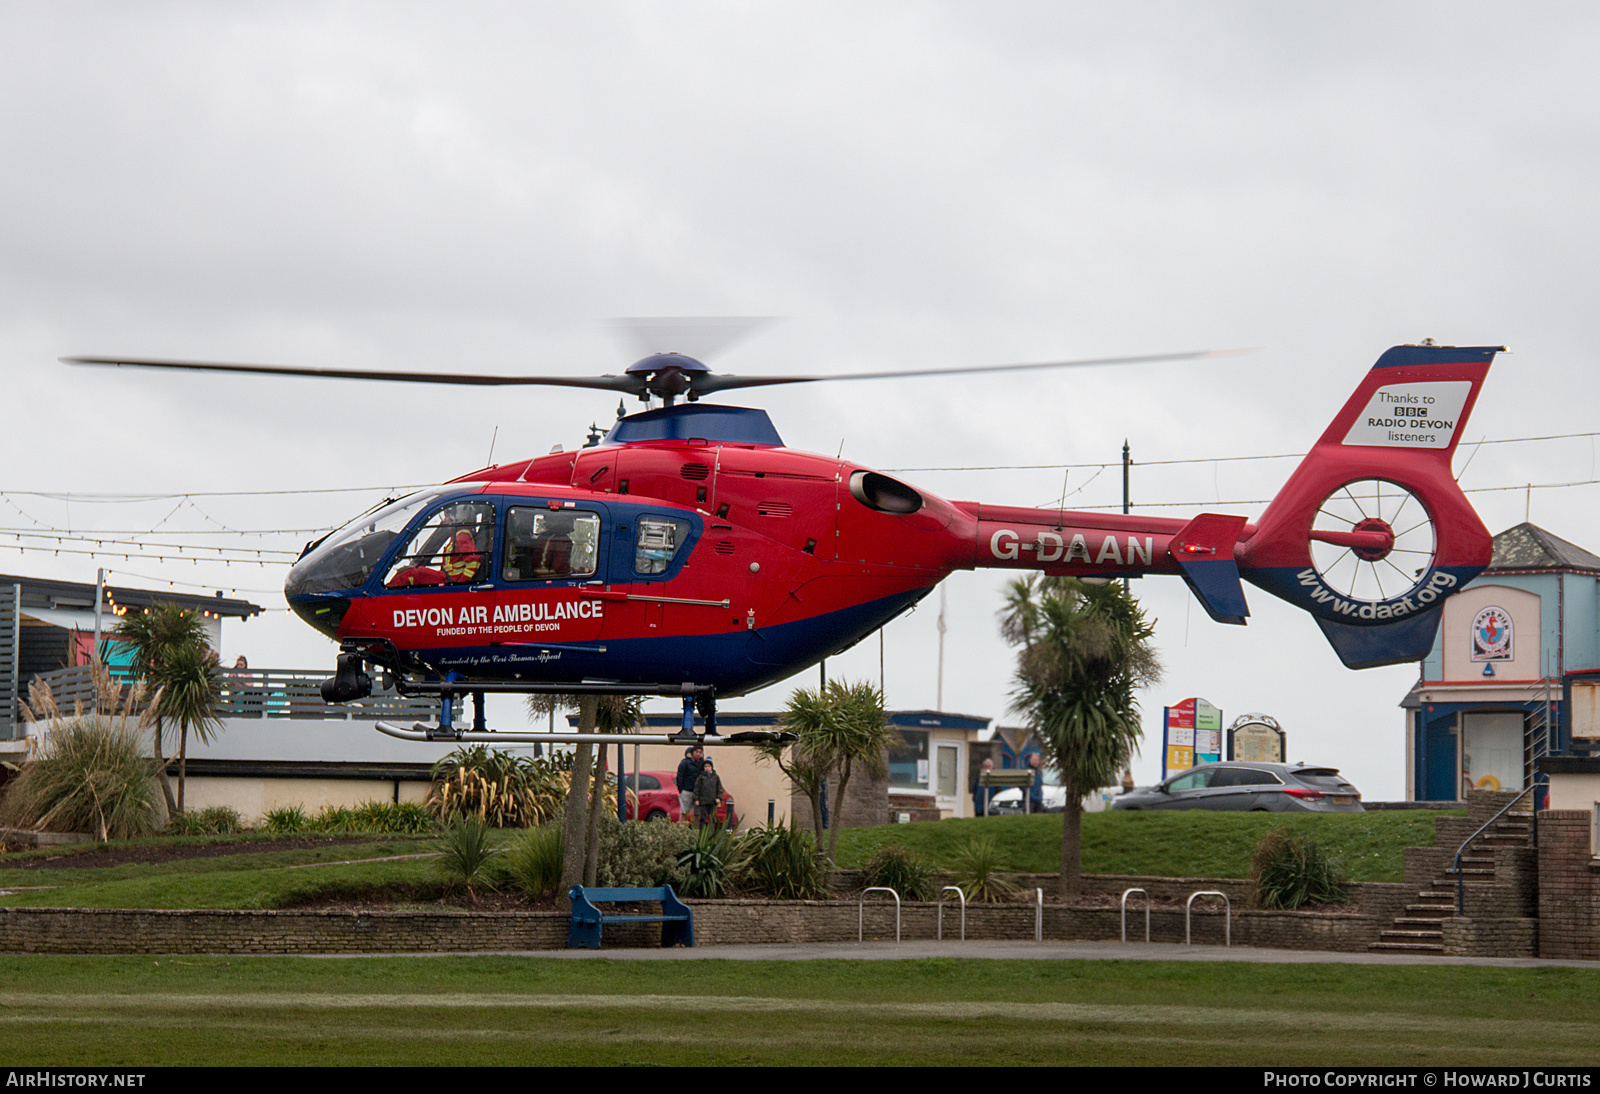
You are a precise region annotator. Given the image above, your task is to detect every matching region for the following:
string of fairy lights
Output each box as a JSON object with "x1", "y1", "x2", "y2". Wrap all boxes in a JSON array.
[{"x1": 0, "y1": 429, "x2": 1596, "y2": 599}]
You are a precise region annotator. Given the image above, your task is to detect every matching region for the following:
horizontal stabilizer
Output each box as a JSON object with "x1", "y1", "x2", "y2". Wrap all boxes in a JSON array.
[
  {"x1": 1171, "y1": 513, "x2": 1250, "y2": 625},
  {"x1": 1315, "y1": 607, "x2": 1444, "y2": 669}
]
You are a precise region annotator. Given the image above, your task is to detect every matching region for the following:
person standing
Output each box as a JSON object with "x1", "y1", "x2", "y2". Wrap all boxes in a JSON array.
[
  {"x1": 972, "y1": 757, "x2": 995, "y2": 817},
  {"x1": 1027, "y1": 751, "x2": 1045, "y2": 814},
  {"x1": 675, "y1": 745, "x2": 705, "y2": 822},
  {"x1": 693, "y1": 758, "x2": 725, "y2": 827}
]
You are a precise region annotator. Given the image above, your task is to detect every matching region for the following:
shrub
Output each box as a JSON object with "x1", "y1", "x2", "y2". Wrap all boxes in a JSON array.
[
  {"x1": 311, "y1": 805, "x2": 360, "y2": 833},
  {"x1": 952, "y1": 837, "x2": 1019, "y2": 903},
  {"x1": 427, "y1": 745, "x2": 568, "y2": 827},
  {"x1": 502, "y1": 824, "x2": 566, "y2": 899},
  {"x1": 1251, "y1": 827, "x2": 1349, "y2": 909},
  {"x1": 733, "y1": 820, "x2": 826, "y2": 899},
  {"x1": 436, "y1": 814, "x2": 500, "y2": 894},
  {"x1": 597, "y1": 814, "x2": 692, "y2": 889},
  {"x1": 861, "y1": 842, "x2": 934, "y2": 901},
  {"x1": 352, "y1": 800, "x2": 434, "y2": 835},
  {"x1": 259, "y1": 805, "x2": 311, "y2": 834},
  {"x1": 1, "y1": 673, "x2": 161, "y2": 841},
  {"x1": 168, "y1": 805, "x2": 244, "y2": 835},
  {"x1": 676, "y1": 822, "x2": 734, "y2": 897}
]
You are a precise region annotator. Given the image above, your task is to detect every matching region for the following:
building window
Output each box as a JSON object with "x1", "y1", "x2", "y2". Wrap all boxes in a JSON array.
[{"x1": 888, "y1": 729, "x2": 929, "y2": 790}]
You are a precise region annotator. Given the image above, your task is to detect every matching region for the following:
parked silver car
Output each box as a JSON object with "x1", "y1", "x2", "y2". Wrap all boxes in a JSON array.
[{"x1": 1110, "y1": 761, "x2": 1364, "y2": 813}]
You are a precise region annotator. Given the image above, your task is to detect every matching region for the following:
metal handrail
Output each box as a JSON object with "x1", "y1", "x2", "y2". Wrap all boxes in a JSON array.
[
  {"x1": 1121, "y1": 888, "x2": 1150, "y2": 944},
  {"x1": 1035, "y1": 888, "x2": 1043, "y2": 942},
  {"x1": 1185, "y1": 890, "x2": 1231, "y2": 947},
  {"x1": 937, "y1": 886, "x2": 966, "y2": 941},
  {"x1": 1455, "y1": 782, "x2": 1538, "y2": 916},
  {"x1": 859, "y1": 887, "x2": 901, "y2": 943}
]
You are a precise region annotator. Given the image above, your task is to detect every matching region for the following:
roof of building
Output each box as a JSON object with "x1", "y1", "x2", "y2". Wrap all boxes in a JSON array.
[
  {"x1": 0, "y1": 572, "x2": 263, "y2": 619},
  {"x1": 1487, "y1": 523, "x2": 1600, "y2": 574}
]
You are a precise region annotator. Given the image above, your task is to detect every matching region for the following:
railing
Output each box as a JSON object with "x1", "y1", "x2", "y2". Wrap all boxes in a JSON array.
[
  {"x1": 1455, "y1": 782, "x2": 1538, "y2": 916},
  {"x1": 937, "y1": 886, "x2": 966, "y2": 942},
  {"x1": 1185, "y1": 890, "x2": 1231, "y2": 947},
  {"x1": 26, "y1": 664, "x2": 439, "y2": 723},
  {"x1": 858, "y1": 887, "x2": 901, "y2": 943},
  {"x1": 1121, "y1": 888, "x2": 1150, "y2": 944}
]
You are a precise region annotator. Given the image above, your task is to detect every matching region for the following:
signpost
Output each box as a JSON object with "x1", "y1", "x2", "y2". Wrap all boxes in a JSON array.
[
  {"x1": 1227, "y1": 713, "x2": 1286, "y2": 763},
  {"x1": 1163, "y1": 698, "x2": 1222, "y2": 780}
]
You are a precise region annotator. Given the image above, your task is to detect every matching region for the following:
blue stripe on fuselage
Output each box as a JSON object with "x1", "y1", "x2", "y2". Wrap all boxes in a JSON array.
[{"x1": 419, "y1": 585, "x2": 934, "y2": 696}]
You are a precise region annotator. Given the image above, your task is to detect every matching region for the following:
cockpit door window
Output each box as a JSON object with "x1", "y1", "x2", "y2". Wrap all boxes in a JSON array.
[{"x1": 383, "y1": 501, "x2": 497, "y2": 589}]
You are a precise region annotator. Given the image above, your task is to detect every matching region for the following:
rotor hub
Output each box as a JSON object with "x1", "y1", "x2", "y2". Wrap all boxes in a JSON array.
[{"x1": 1350, "y1": 517, "x2": 1395, "y2": 561}]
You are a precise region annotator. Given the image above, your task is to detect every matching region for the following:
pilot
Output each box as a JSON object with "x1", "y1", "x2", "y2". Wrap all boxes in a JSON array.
[{"x1": 442, "y1": 526, "x2": 485, "y2": 583}]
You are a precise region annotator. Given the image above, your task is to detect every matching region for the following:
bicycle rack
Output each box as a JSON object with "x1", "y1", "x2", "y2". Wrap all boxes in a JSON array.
[
  {"x1": 859, "y1": 887, "x2": 901, "y2": 943},
  {"x1": 1121, "y1": 888, "x2": 1150, "y2": 943},
  {"x1": 1035, "y1": 888, "x2": 1044, "y2": 942},
  {"x1": 937, "y1": 886, "x2": 966, "y2": 941},
  {"x1": 1185, "y1": 890, "x2": 1231, "y2": 947}
]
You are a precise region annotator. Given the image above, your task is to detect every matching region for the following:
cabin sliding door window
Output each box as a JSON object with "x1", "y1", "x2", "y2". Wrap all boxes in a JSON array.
[{"x1": 503, "y1": 508, "x2": 601, "y2": 581}]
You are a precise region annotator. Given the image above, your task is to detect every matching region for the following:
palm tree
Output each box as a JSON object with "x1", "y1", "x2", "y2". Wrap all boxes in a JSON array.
[
  {"x1": 526, "y1": 693, "x2": 643, "y2": 900},
  {"x1": 772, "y1": 679, "x2": 894, "y2": 868},
  {"x1": 1000, "y1": 575, "x2": 1162, "y2": 897},
  {"x1": 113, "y1": 602, "x2": 210, "y2": 816},
  {"x1": 160, "y1": 642, "x2": 223, "y2": 814}
]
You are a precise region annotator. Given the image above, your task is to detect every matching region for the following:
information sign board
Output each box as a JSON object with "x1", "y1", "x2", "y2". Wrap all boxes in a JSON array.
[{"x1": 1164, "y1": 698, "x2": 1222, "y2": 779}]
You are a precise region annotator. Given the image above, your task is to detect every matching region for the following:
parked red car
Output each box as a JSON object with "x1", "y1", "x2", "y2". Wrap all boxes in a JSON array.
[{"x1": 618, "y1": 770, "x2": 737, "y2": 826}]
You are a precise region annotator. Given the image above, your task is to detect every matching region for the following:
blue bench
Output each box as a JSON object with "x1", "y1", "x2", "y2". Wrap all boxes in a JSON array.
[{"x1": 567, "y1": 885, "x2": 695, "y2": 950}]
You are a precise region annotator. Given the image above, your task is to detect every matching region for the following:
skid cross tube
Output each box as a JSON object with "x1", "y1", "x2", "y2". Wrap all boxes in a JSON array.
[
  {"x1": 858, "y1": 887, "x2": 901, "y2": 943},
  {"x1": 1185, "y1": 890, "x2": 1231, "y2": 947},
  {"x1": 373, "y1": 721, "x2": 793, "y2": 746},
  {"x1": 937, "y1": 886, "x2": 967, "y2": 941},
  {"x1": 1121, "y1": 888, "x2": 1150, "y2": 944}
]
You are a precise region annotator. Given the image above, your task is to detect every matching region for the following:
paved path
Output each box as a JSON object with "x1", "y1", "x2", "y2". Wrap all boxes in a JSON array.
[{"x1": 317, "y1": 938, "x2": 1600, "y2": 969}]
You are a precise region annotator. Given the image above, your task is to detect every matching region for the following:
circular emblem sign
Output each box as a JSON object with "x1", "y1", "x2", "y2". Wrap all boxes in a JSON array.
[{"x1": 1471, "y1": 605, "x2": 1513, "y2": 662}]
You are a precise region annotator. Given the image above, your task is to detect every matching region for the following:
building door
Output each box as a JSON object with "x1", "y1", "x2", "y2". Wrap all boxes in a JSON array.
[
  {"x1": 1462, "y1": 712, "x2": 1525, "y2": 794},
  {"x1": 935, "y1": 743, "x2": 959, "y2": 806}
]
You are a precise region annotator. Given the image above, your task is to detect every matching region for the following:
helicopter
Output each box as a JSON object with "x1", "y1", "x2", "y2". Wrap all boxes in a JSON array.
[{"x1": 65, "y1": 340, "x2": 1502, "y2": 746}]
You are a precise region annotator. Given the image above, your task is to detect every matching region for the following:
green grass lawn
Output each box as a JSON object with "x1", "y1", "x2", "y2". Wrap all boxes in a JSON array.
[
  {"x1": 0, "y1": 954, "x2": 1593, "y2": 1066},
  {"x1": 0, "y1": 810, "x2": 1450, "y2": 911},
  {"x1": 0, "y1": 837, "x2": 444, "y2": 909},
  {"x1": 833, "y1": 809, "x2": 1454, "y2": 882}
]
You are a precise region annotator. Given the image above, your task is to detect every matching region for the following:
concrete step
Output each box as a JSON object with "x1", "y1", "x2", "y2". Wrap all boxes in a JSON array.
[{"x1": 1369, "y1": 940, "x2": 1445, "y2": 954}]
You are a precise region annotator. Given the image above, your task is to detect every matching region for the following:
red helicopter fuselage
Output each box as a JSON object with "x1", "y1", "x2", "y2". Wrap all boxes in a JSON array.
[{"x1": 284, "y1": 344, "x2": 1505, "y2": 693}]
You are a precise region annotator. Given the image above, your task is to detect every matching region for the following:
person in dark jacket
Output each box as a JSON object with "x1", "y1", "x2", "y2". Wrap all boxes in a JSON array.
[
  {"x1": 693, "y1": 759, "x2": 724, "y2": 826},
  {"x1": 675, "y1": 745, "x2": 705, "y2": 822}
]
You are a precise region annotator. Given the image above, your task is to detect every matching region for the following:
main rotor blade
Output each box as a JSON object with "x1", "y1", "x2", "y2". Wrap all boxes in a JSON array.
[
  {"x1": 62, "y1": 356, "x2": 644, "y2": 394},
  {"x1": 691, "y1": 347, "x2": 1254, "y2": 395}
]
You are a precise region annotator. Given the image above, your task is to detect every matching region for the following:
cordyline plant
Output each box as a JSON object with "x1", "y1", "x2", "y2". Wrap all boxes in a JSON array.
[
  {"x1": 761, "y1": 679, "x2": 894, "y2": 869},
  {"x1": 1001, "y1": 574, "x2": 1162, "y2": 898},
  {"x1": 2, "y1": 661, "x2": 163, "y2": 841}
]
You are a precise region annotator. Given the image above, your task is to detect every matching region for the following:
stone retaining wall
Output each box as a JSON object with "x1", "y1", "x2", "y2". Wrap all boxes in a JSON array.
[{"x1": 0, "y1": 892, "x2": 1402, "y2": 955}]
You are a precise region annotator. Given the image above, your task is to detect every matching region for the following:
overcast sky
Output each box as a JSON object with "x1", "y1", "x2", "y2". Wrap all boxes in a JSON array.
[{"x1": 3, "y1": 2, "x2": 1598, "y2": 798}]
